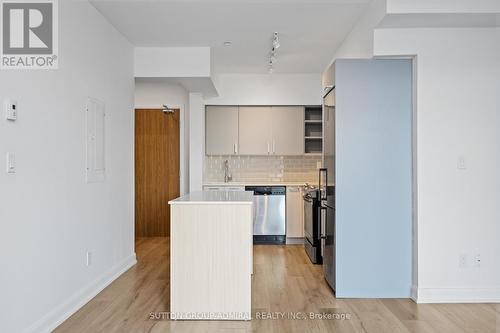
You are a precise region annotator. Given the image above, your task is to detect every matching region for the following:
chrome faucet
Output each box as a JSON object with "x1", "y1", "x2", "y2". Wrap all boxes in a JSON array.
[{"x1": 223, "y1": 160, "x2": 232, "y2": 183}]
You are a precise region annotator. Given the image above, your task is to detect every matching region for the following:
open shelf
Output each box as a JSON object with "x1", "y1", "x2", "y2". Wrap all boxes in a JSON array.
[
  {"x1": 304, "y1": 138, "x2": 322, "y2": 154},
  {"x1": 304, "y1": 107, "x2": 322, "y2": 121},
  {"x1": 304, "y1": 106, "x2": 323, "y2": 154}
]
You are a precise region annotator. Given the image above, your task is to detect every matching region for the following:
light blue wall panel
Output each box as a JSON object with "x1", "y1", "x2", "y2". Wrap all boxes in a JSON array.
[{"x1": 335, "y1": 59, "x2": 412, "y2": 298}]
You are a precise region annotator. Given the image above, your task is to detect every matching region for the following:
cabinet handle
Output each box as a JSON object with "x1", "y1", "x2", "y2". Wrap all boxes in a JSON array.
[
  {"x1": 267, "y1": 142, "x2": 270, "y2": 154},
  {"x1": 273, "y1": 140, "x2": 276, "y2": 154},
  {"x1": 234, "y1": 143, "x2": 238, "y2": 154}
]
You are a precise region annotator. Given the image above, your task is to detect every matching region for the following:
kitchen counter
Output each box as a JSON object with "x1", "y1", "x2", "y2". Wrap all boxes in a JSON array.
[
  {"x1": 168, "y1": 191, "x2": 253, "y2": 320},
  {"x1": 168, "y1": 190, "x2": 254, "y2": 205},
  {"x1": 203, "y1": 181, "x2": 310, "y2": 187}
]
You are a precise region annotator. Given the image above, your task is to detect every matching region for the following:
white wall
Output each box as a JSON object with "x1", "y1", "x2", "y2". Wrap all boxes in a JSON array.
[
  {"x1": 387, "y1": 0, "x2": 500, "y2": 13},
  {"x1": 328, "y1": 0, "x2": 386, "y2": 64},
  {"x1": 134, "y1": 47, "x2": 211, "y2": 77},
  {"x1": 189, "y1": 93, "x2": 205, "y2": 192},
  {"x1": 327, "y1": 0, "x2": 500, "y2": 302},
  {"x1": 205, "y1": 73, "x2": 322, "y2": 106},
  {"x1": 0, "y1": 2, "x2": 135, "y2": 332},
  {"x1": 374, "y1": 27, "x2": 500, "y2": 302},
  {"x1": 135, "y1": 80, "x2": 190, "y2": 194},
  {"x1": 135, "y1": 80, "x2": 189, "y2": 109}
]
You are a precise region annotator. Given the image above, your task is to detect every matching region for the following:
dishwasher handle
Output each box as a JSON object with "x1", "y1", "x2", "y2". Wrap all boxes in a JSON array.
[{"x1": 245, "y1": 186, "x2": 285, "y2": 196}]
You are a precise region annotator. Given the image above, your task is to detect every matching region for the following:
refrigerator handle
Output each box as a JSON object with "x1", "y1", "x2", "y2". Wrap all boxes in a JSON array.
[
  {"x1": 320, "y1": 206, "x2": 327, "y2": 239},
  {"x1": 319, "y1": 168, "x2": 327, "y2": 201}
]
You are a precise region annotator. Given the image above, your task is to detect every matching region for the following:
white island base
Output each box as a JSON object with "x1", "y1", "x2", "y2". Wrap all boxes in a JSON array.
[{"x1": 168, "y1": 191, "x2": 254, "y2": 320}]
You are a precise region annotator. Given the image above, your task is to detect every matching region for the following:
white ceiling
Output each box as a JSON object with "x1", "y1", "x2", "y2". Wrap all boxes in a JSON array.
[{"x1": 90, "y1": 0, "x2": 370, "y2": 74}]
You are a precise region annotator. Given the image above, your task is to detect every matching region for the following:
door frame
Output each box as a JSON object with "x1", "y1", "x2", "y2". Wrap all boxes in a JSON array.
[{"x1": 134, "y1": 104, "x2": 187, "y2": 196}]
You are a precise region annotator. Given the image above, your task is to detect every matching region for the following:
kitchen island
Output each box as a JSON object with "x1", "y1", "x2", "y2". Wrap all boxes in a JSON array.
[{"x1": 168, "y1": 191, "x2": 254, "y2": 320}]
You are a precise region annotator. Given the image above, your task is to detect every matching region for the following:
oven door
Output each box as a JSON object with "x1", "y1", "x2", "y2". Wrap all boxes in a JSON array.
[{"x1": 303, "y1": 193, "x2": 315, "y2": 244}]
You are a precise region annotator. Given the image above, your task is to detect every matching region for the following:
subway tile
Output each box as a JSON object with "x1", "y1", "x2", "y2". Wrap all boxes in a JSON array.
[{"x1": 204, "y1": 155, "x2": 321, "y2": 183}]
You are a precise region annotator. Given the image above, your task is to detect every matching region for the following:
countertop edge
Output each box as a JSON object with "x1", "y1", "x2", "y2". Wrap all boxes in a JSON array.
[
  {"x1": 168, "y1": 201, "x2": 254, "y2": 205},
  {"x1": 203, "y1": 182, "x2": 309, "y2": 186}
]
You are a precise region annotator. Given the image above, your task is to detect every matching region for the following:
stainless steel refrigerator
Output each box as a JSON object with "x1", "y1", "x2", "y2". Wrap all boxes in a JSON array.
[{"x1": 321, "y1": 83, "x2": 336, "y2": 291}]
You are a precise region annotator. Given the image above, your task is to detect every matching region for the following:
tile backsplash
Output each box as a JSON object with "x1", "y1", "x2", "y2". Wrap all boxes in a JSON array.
[{"x1": 204, "y1": 155, "x2": 322, "y2": 183}]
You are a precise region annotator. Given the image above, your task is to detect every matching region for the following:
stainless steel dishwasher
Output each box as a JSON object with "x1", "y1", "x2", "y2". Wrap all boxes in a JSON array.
[{"x1": 245, "y1": 186, "x2": 286, "y2": 244}]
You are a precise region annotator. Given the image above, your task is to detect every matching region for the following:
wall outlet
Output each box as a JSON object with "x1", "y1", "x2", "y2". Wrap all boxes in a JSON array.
[
  {"x1": 457, "y1": 156, "x2": 466, "y2": 170},
  {"x1": 459, "y1": 254, "x2": 468, "y2": 268},
  {"x1": 473, "y1": 254, "x2": 481, "y2": 268},
  {"x1": 86, "y1": 251, "x2": 92, "y2": 266}
]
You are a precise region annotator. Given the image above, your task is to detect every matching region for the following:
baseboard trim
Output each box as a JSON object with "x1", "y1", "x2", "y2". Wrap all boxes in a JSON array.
[
  {"x1": 22, "y1": 253, "x2": 137, "y2": 333},
  {"x1": 410, "y1": 285, "x2": 418, "y2": 302},
  {"x1": 285, "y1": 237, "x2": 304, "y2": 245},
  {"x1": 414, "y1": 287, "x2": 500, "y2": 303}
]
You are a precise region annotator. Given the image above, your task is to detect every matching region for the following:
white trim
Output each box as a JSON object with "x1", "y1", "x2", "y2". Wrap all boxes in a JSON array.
[
  {"x1": 285, "y1": 237, "x2": 304, "y2": 245},
  {"x1": 414, "y1": 287, "x2": 500, "y2": 303},
  {"x1": 22, "y1": 254, "x2": 137, "y2": 333}
]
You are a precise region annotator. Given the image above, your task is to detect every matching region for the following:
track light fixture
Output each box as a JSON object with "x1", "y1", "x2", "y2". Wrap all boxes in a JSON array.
[
  {"x1": 268, "y1": 32, "x2": 280, "y2": 74},
  {"x1": 272, "y1": 32, "x2": 280, "y2": 50}
]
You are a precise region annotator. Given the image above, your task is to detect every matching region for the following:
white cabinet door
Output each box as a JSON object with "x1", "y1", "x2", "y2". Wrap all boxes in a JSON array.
[
  {"x1": 271, "y1": 106, "x2": 304, "y2": 155},
  {"x1": 286, "y1": 186, "x2": 304, "y2": 238},
  {"x1": 206, "y1": 106, "x2": 239, "y2": 155},
  {"x1": 238, "y1": 106, "x2": 273, "y2": 155}
]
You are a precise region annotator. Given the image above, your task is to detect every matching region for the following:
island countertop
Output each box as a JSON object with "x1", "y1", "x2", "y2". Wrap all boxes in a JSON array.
[{"x1": 168, "y1": 190, "x2": 254, "y2": 205}]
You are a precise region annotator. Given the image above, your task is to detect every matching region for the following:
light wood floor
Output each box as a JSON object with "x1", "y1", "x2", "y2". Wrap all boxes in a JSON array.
[{"x1": 55, "y1": 237, "x2": 499, "y2": 333}]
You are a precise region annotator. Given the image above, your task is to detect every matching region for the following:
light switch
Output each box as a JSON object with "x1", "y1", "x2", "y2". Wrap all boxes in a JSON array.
[
  {"x1": 6, "y1": 152, "x2": 15, "y2": 174},
  {"x1": 5, "y1": 99, "x2": 17, "y2": 121},
  {"x1": 457, "y1": 156, "x2": 466, "y2": 170}
]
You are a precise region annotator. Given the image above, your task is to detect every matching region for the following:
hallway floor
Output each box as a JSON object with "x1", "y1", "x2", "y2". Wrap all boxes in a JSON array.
[{"x1": 54, "y1": 237, "x2": 499, "y2": 333}]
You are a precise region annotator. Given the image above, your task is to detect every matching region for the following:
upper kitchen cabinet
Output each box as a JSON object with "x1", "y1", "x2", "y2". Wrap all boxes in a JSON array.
[
  {"x1": 271, "y1": 106, "x2": 304, "y2": 155},
  {"x1": 322, "y1": 61, "x2": 335, "y2": 94},
  {"x1": 238, "y1": 106, "x2": 273, "y2": 155},
  {"x1": 206, "y1": 106, "x2": 239, "y2": 155},
  {"x1": 207, "y1": 105, "x2": 310, "y2": 156}
]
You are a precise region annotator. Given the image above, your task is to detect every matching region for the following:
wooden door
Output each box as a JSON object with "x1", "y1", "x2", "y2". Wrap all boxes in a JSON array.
[
  {"x1": 238, "y1": 106, "x2": 273, "y2": 155},
  {"x1": 206, "y1": 106, "x2": 239, "y2": 155},
  {"x1": 135, "y1": 109, "x2": 180, "y2": 237}
]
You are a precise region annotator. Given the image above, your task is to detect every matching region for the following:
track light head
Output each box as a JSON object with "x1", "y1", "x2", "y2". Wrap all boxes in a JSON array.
[
  {"x1": 273, "y1": 32, "x2": 280, "y2": 49},
  {"x1": 267, "y1": 32, "x2": 280, "y2": 73}
]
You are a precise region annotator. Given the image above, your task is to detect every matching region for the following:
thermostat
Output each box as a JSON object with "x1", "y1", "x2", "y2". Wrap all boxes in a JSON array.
[{"x1": 5, "y1": 99, "x2": 17, "y2": 121}]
